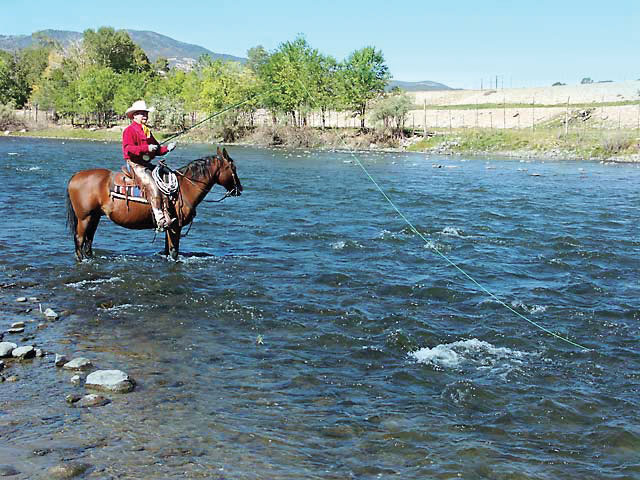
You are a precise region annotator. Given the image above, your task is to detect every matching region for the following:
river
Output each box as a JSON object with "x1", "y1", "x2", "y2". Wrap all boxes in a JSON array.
[{"x1": 0, "y1": 137, "x2": 638, "y2": 479}]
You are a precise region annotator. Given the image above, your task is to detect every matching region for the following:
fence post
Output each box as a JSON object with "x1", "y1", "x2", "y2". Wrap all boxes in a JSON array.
[
  {"x1": 565, "y1": 96, "x2": 570, "y2": 136},
  {"x1": 423, "y1": 99, "x2": 427, "y2": 137},
  {"x1": 532, "y1": 97, "x2": 535, "y2": 132}
]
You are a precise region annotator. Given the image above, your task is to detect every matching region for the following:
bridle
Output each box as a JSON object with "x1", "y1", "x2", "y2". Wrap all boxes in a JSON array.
[{"x1": 205, "y1": 155, "x2": 241, "y2": 203}]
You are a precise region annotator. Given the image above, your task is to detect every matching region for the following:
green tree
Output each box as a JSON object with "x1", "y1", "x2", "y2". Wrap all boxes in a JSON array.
[
  {"x1": 113, "y1": 71, "x2": 152, "y2": 116},
  {"x1": 154, "y1": 56, "x2": 170, "y2": 73},
  {"x1": 309, "y1": 53, "x2": 339, "y2": 128},
  {"x1": 0, "y1": 51, "x2": 30, "y2": 107},
  {"x1": 247, "y1": 45, "x2": 269, "y2": 74},
  {"x1": 258, "y1": 36, "x2": 319, "y2": 126},
  {"x1": 83, "y1": 27, "x2": 150, "y2": 73},
  {"x1": 76, "y1": 65, "x2": 117, "y2": 125},
  {"x1": 339, "y1": 46, "x2": 390, "y2": 129},
  {"x1": 32, "y1": 58, "x2": 80, "y2": 118}
]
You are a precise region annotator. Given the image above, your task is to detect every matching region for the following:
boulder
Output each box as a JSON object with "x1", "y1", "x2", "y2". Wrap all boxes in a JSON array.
[
  {"x1": 12, "y1": 345, "x2": 35, "y2": 359},
  {"x1": 0, "y1": 342, "x2": 16, "y2": 358},
  {"x1": 62, "y1": 357, "x2": 93, "y2": 370},
  {"x1": 85, "y1": 369, "x2": 135, "y2": 393}
]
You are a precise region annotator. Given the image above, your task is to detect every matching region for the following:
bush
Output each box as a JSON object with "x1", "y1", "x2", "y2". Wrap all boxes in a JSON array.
[
  {"x1": 0, "y1": 103, "x2": 25, "y2": 130},
  {"x1": 598, "y1": 132, "x2": 635, "y2": 156}
]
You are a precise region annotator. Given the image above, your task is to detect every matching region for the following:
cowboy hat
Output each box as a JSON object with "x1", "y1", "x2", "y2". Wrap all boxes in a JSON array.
[{"x1": 125, "y1": 100, "x2": 155, "y2": 119}]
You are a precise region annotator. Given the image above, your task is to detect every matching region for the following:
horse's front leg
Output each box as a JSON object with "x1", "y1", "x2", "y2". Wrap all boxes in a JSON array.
[{"x1": 164, "y1": 227, "x2": 181, "y2": 260}]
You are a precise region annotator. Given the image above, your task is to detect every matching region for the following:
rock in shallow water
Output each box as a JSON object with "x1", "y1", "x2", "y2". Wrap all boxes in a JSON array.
[
  {"x1": 11, "y1": 345, "x2": 35, "y2": 359},
  {"x1": 76, "y1": 394, "x2": 111, "y2": 408},
  {"x1": 54, "y1": 353, "x2": 68, "y2": 367},
  {"x1": 43, "y1": 308, "x2": 59, "y2": 319},
  {"x1": 0, "y1": 342, "x2": 16, "y2": 358},
  {"x1": 47, "y1": 462, "x2": 91, "y2": 479},
  {"x1": 85, "y1": 369, "x2": 135, "y2": 393},
  {"x1": 62, "y1": 357, "x2": 93, "y2": 370}
]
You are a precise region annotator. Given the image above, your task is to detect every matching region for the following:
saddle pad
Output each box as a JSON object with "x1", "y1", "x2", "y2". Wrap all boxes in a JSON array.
[
  {"x1": 110, "y1": 185, "x2": 149, "y2": 204},
  {"x1": 110, "y1": 171, "x2": 148, "y2": 203}
]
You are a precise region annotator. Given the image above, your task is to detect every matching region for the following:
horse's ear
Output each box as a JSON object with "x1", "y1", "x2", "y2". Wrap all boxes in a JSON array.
[
  {"x1": 222, "y1": 147, "x2": 230, "y2": 160},
  {"x1": 216, "y1": 146, "x2": 223, "y2": 157}
]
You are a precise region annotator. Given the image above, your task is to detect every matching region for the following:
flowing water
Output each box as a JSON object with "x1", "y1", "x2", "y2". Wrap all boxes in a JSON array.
[{"x1": 0, "y1": 137, "x2": 638, "y2": 479}]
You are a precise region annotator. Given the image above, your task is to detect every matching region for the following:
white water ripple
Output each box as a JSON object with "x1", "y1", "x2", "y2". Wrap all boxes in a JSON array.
[{"x1": 409, "y1": 338, "x2": 532, "y2": 372}]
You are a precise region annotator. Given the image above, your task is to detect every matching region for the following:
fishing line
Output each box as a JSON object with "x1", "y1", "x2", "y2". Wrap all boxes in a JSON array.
[{"x1": 296, "y1": 79, "x2": 589, "y2": 351}]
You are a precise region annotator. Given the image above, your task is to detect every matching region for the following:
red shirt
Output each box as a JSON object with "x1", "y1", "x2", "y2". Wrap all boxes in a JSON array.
[{"x1": 122, "y1": 122, "x2": 168, "y2": 164}]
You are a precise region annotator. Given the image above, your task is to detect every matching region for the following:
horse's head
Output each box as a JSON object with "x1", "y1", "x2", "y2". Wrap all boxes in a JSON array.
[{"x1": 217, "y1": 147, "x2": 243, "y2": 196}]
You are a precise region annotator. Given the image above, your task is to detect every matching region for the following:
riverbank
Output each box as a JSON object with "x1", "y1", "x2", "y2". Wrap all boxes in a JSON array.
[{"x1": 5, "y1": 123, "x2": 639, "y2": 162}]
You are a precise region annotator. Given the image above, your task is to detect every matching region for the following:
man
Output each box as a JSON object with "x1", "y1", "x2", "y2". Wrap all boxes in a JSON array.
[{"x1": 122, "y1": 100, "x2": 176, "y2": 230}]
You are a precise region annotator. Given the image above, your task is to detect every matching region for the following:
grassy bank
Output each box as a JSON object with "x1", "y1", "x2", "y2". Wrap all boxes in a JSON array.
[
  {"x1": 7, "y1": 124, "x2": 640, "y2": 161},
  {"x1": 407, "y1": 126, "x2": 639, "y2": 160}
]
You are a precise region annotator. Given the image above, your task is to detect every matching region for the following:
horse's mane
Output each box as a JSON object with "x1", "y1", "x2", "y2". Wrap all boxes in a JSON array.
[{"x1": 178, "y1": 155, "x2": 220, "y2": 180}]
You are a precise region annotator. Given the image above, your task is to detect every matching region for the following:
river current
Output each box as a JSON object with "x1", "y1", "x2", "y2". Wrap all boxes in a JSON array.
[{"x1": 0, "y1": 137, "x2": 638, "y2": 479}]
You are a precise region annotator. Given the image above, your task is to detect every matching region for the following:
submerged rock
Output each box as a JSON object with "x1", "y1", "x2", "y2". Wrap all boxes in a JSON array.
[
  {"x1": 62, "y1": 358, "x2": 93, "y2": 370},
  {"x1": 0, "y1": 342, "x2": 16, "y2": 358},
  {"x1": 47, "y1": 462, "x2": 91, "y2": 479},
  {"x1": 0, "y1": 465, "x2": 20, "y2": 476},
  {"x1": 76, "y1": 394, "x2": 111, "y2": 408},
  {"x1": 10, "y1": 322, "x2": 25, "y2": 329},
  {"x1": 65, "y1": 394, "x2": 82, "y2": 404},
  {"x1": 85, "y1": 369, "x2": 135, "y2": 393},
  {"x1": 6, "y1": 327, "x2": 24, "y2": 334}
]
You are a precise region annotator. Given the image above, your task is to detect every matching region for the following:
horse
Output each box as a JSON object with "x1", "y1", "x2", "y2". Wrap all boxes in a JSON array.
[{"x1": 66, "y1": 146, "x2": 242, "y2": 261}]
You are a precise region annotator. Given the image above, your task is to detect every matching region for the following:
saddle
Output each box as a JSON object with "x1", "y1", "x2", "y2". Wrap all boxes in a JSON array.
[{"x1": 110, "y1": 164, "x2": 149, "y2": 204}]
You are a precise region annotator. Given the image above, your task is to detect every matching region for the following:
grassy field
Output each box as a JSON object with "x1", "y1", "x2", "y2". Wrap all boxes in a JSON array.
[{"x1": 407, "y1": 126, "x2": 639, "y2": 159}]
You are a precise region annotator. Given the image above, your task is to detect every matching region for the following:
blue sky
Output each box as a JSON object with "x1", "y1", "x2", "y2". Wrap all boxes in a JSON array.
[{"x1": 3, "y1": 0, "x2": 638, "y2": 89}]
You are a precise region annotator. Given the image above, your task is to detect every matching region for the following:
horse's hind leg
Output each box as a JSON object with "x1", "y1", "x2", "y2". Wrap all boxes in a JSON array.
[
  {"x1": 74, "y1": 213, "x2": 100, "y2": 260},
  {"x1": 74, "y1": 216, "x2": 91, "y2": 260},
  {"x1": 83, "y1": 213, "x2": 101, "y2": 258}
]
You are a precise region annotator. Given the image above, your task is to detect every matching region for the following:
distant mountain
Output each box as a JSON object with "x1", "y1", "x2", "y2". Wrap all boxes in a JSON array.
[
  {"x1": 388, "y1": 80, "x2": 454, "y2": 91},
  {"x1": 0, "y1": 29, "x2": 245, "y2": 69}
]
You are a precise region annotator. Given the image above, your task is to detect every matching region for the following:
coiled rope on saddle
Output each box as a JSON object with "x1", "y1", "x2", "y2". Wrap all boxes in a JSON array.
[{"x1": 152, "y1": 164, "x2": 179, "y2": 196}]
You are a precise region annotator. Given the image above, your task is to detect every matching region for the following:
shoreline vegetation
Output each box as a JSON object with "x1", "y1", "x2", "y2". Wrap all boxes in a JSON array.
[{"x1": 5, "y1": 119, "x2": 640, "y2": 163}]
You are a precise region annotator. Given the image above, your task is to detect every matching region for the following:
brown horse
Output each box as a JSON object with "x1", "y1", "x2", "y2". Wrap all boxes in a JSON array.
[{"x1": 66, "y1": 147, "x2": 242, "y2": 261}]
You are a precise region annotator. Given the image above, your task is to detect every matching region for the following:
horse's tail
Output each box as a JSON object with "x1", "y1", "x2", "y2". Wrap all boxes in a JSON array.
[{"x1": 66, "y1": 180, "x2": 77, "y2": 235}]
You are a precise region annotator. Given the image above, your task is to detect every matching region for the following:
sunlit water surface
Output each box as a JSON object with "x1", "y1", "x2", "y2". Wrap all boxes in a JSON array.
[{"x1": 0, "y1": 137, "x2": 638, "y2": 479}]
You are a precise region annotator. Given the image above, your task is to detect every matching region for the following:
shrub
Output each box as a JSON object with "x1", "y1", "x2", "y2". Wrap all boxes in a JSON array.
[{"x1": 0, "y1": 103, "x2": 25, "y2": 130}]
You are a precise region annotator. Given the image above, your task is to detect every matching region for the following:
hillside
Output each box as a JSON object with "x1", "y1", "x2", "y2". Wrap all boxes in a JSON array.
[
  {"x1": 0, "y1": 29, "x2": 245, "y2": 68},
  {"x1": 388, "y1": 80, "x2": 453, "y2": 91}
]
